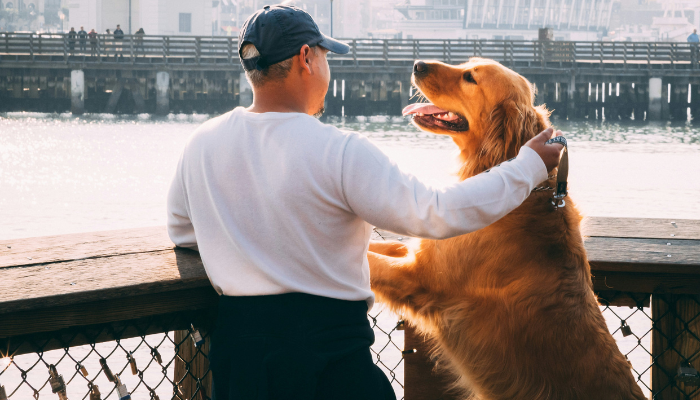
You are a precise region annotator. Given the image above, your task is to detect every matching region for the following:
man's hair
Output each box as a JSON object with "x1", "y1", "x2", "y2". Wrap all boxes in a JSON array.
[
  {"x1": 241, "y1": 44, "x2": 294, "y2": 87},
  {"x1": 241, "y1": 44, "x2": 322, "y2": 87}
]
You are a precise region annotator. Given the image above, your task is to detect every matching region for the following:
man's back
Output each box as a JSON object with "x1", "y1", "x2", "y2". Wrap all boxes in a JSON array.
[
  {"x1": 689, "y1": 33, "x2": 699, "y2": 42},
  {"x1": 168, "y1": 107, "x2": 375, "y2": 303}
]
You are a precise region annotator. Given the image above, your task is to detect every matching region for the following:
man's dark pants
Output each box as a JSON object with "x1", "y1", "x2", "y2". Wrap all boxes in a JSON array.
[{"x1": 209, "y1": 293, "x2": 397, "y2": 400}]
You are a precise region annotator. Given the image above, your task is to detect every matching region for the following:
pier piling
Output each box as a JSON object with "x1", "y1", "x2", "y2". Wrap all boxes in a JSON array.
[
  {"x1": 70, "y1": 70, "x2": 84, "y2": 115},
  {"x1": 648, "y1": 77, "x2": 663, "y2": 121},
  {"x1": 156, "y1": 71, "x2": 170, "y2": 116}
]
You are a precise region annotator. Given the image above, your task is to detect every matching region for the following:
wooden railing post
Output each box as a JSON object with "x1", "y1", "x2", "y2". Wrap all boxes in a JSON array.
[
  {"x1": 129, "y1": 35, "x2": 135, "y2": 63},
  {"x1": 163, "y1": 36, "x2": 169, "y2": 64},
  {"x1": 29, "y1": 34, "x2": 34, "y2": 60},
  {"x1": 651, "y1": 294, "x2": 700, "y2": 399},
  {"x1": 97, "y1": 35, "x2": 102, "y2": 63},
  {"x1": 227, "y1": 37, "x2": 233, "y2": 64},
  {"x1": 383, "y1": 39, "x2": 389, "y2": 66},
  {"x1": 352, "y1": 39, "x2": 357, "y2": 66},
  {"x1": 196, "y1": 37, "x2": 201, "y2": 65},
  {"x1": 174, "y1": 329, "x2": 212, "y2": 400},
  {"x1": 63, "y1": 34, "x2": 68, "y2": 63}
]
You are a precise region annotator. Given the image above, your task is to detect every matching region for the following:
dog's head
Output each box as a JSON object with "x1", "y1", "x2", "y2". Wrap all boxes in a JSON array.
[{"x1": 404, "y1": 57, "x2": 550, "y2": 179}]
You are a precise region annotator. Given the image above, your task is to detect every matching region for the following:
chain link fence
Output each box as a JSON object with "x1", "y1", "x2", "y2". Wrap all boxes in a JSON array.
[
  {"x1": 1, "y1": 285, "x2": 698, "y2": 399},
  {"x1": 0, "y1": 306, "x2": 406, "y2": 400},
  {"x1": 1, "y1": 298, "x2": 699, "y2": 399}
]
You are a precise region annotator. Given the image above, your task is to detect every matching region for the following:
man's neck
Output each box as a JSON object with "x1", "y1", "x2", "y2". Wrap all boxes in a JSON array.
[{"x1": 247, "y1": 82, "x2": 310, "y2": 115}]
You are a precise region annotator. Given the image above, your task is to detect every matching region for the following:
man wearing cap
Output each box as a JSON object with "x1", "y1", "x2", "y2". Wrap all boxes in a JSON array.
[{"x1": 167, "y1": 5, "x2": 564, "y2": 400}]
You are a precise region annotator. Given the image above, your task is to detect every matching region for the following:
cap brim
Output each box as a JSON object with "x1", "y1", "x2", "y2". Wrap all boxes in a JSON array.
[{"x1": 318, "y1": 35, "x2": 350, "y2": 55}]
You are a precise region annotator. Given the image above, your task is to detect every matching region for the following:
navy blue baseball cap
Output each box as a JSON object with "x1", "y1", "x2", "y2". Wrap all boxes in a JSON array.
[{"x1": 238, "y1": 5, "x2": 350, "y2": 71}]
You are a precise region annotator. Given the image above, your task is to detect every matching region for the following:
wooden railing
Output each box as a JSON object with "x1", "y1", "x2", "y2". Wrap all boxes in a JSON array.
[
  {"x1": 1, "y1": 217, "x2": 699, "y2": 399},
  {"x1": 1, "y1": 32, "x2": 699, "y2": 69}
]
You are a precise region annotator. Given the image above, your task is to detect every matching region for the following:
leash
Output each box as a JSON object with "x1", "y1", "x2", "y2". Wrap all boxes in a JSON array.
[{"x1": 538, "y1": 136, "x2": 568, "y2": 210}]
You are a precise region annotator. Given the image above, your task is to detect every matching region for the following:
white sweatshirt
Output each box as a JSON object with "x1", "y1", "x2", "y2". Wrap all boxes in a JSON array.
[{"x1": 167, "y1": 107, "x2": 548, "y2": 307}]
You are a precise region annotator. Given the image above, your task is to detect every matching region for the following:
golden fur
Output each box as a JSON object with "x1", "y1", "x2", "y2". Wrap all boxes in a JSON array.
[{"x1": 368, "y1": 58, "x2": 646, "y2": 400}]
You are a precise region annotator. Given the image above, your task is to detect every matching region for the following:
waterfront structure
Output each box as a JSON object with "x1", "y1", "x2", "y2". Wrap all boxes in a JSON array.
[
  {"x1": 65, "y1": 0, "x2": 213, "y2": 35},
  {"x1": 395, "y1": 0, "x2": 617, "y2": 40},
  {"x1": 2, "y1": 33, "x2": 700, "y2": 121}
]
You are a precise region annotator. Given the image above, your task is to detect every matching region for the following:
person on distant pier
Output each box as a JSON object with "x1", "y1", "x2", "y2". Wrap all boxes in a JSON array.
[
  {"x1": 135, "y1": 28, "x2": 145, "y2": 56},
  {"x1": 104, "y1": 29, "x2": 111, "y2": 56},
  {"x1": 113, "y1": 24, "x2": 124, "y2": 60},
  {"x1": 67, "y1": 27, "x2": 76, "y2": 55},
  {"x1": 88, "y1": 29, "x2": 98, "y2": 57},
  {"x1": 167, "y1": 5, "x2": 564, "y2": 400},
  {"x1": 688, "y1": 29, "x2": 699, "y2": 43},
  {"x1": 78, "y1": 26, "x2": 87, "y2": 53}
]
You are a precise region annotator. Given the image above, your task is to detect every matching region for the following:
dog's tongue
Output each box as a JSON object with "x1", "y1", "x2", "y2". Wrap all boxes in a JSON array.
[{"x1": 402, "y1": 103, "x2": 448, "y2": 116}]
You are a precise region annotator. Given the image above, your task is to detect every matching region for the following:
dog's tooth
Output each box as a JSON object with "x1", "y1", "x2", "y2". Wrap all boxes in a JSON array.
[{"x1": 448, "y1": 112, "x2": 455, "y2": 118}]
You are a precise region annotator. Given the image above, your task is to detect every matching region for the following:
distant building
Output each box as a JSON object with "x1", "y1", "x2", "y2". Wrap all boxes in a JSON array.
[
  {"x1": 394, "y1": 0, "x2": 618, "y2": 40},
  {"x1": 66, "y1": 0, "x2": 212, "y2": 35}
]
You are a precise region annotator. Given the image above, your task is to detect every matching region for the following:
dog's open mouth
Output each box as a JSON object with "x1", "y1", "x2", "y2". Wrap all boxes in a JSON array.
[{"x1": 402, "y1": 103, "x2": 469, "y2": 132}]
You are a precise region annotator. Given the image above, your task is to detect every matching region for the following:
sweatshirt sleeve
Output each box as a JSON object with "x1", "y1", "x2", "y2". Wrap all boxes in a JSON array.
[
  {"x1": 166, "y1": 153, "x2": 199, "y2": 251},
  {"x1": 340, "y1": 135, "x2": 548, "y2": 239}
]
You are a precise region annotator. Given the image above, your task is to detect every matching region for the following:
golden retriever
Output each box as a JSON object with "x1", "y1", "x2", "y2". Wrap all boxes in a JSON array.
[{"x1": 368, "y1": 58, "x2": 646, "y2": 400}]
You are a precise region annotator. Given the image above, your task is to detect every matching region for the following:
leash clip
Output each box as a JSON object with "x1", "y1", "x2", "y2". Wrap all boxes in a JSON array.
[
  {"x1": 551, "y1": 194, "x2": 566, "y2": 209},
  {"x1": 546, "y1": 136, "x2": 568, "y2": 211}
]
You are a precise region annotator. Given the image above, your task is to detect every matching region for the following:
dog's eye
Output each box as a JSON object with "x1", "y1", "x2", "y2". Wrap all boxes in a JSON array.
[{"x1": 463, "y1": 72, "x2": 476, "y2": 84}]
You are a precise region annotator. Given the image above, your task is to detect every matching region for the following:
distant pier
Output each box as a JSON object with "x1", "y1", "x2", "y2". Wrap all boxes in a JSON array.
[{"x1": 3, "y1": 32, "x2": 700, "y2": 119}]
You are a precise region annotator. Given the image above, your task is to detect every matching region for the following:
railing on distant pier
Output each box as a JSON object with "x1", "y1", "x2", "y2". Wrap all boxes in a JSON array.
[
  {"x1": 1, "y1": 218, "x2": 699, "y2": 400},
  {"x1": 1, "y1": 32, "x2": 700, "y2": 69}
]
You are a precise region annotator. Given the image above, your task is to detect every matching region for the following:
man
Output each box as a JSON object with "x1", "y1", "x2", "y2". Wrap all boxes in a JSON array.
[
  {"x1": 88, "y1": 28, "x2": 98, "y2": 57},
  {"x1": 689, "y1": 29, "x2": 699, "y2": 43},
  {"x1": 78, "y1": 26, "x2": 87, "y2": 53},
  {"x1": 167, "y1": 5, "x2": 564, "y2": 400},
  {"x1": 113, "y1": 24, "x2": 124, "y2": 60},
  {"x1": 67, "y1": 27, "x2": 76, "y2": 55}
]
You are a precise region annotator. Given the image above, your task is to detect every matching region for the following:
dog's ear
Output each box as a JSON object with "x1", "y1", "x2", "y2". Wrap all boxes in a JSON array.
[{"x1": 481, "y1": 100, "x2": 552, "y2": 165}]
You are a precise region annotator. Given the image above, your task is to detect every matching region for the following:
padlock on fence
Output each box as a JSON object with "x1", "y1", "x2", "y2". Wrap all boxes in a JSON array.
[
  {"x1": 48, "y1": 364, "x2": 69, "y2": 400},
  {"x1": 620, "y1": 321, "x2": 633, "y2": 337},
  {"x1": 89, "y1": 385, "x2": 101, "y2": 400},
  {"x1": 395, "y1": 320, "x2": 405, "y2": 331},
  {"x1": 78, "y1": 363, "x2": 88, "y2": 377},
  {"x1": 677, "y1": 362, "x2": 700, "y2": 386},
  {"x1": 99, "y1": 357, "x2": 116, "y2": 382},
  {"x1": 115, "y1": 375, "x2": 132, "y2": 400},
  {"x1": 151, "y1": 348, "x2": 163, "y2": 365},
  {"x1": 197, "y1": 385, "x2": 207, "y2": 400},
  {"x1": 190, "y1": 324, "x2": 205, "y2": 348},
  {"x1": 0, "y1": 383, "x2": 7, "y2": 400},
  {"x1": 127, "y1": 352, "x2": 138, "y2": 375}
]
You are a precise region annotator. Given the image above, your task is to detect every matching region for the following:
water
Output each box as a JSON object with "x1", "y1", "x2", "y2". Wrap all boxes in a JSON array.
[{"x1": 2, "y1": 111, "x2": 700, "y2": 398}]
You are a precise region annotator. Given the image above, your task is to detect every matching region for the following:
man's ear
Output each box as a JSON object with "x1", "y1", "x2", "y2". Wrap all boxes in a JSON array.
[{"x1": 298, "y1": 44, "x2": 312, "y2": 74}]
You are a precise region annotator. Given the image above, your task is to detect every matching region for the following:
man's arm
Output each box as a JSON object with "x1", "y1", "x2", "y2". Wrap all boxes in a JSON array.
[
  {"x1": 340, "y1": 133, "x2": 551, "y2": 240},
  {"x1": 166, "y1": 155, "x2": 199, "y2": 251}
]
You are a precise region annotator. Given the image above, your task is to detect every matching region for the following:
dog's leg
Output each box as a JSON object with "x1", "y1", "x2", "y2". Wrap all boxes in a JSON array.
[
  {"x1": 368, "y1": 240, "x2": 409, "y2": 257},
  {"x1": 368, "y1": 251, "x2": 439, "y2": 317}
]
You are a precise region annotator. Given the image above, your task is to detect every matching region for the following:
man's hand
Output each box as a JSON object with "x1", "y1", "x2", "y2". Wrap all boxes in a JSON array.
[{"x1": 524, "y1": 127, "x2": 564, "y2": 173}]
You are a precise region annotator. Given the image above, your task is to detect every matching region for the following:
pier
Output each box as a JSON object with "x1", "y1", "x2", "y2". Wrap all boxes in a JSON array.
[
  {"x1": 1, "y1": 217, "x2": 699, "y2": 399},
  {"x1": 3, "y1": 33, "x2": 700, "y2": 118}
]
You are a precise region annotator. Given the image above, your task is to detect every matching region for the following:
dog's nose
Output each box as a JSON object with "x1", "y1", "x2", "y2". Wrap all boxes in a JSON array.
[{"x1": 413, "y1": 61, "x2": 428, "y2": 74}]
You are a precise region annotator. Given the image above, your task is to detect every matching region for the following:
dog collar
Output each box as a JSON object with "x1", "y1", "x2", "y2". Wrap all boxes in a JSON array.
[{"x1": 546, "y1": 136, "x2": 568, "y2": 210}]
